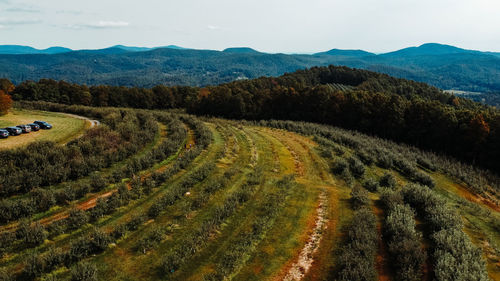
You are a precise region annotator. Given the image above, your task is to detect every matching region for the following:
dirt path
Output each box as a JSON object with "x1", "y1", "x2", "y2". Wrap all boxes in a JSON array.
[
  {"x1": 61, "y1": 113, "x2": 100, "y2": 128},
  {"x1": 283, "y1": 192, "x2": 328, "y2": 281},
  {"x1": 373, "y1": 204, "x2": 392, "y2": 281},
  {"x1": 60, "y1": 112, "x2": 100, "y2": 143}
]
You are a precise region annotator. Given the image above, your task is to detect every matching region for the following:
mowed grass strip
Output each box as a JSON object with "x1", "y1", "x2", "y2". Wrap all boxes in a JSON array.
[
  {"x1": 178, "y1": 127, "x2": 296, "y2": 280},
  {"x1": 79, "y1": 123, "x2": 227, "y2": 280},
  {"x1": 0, "y1": 109, "x2": 88, "y2": 149},
  {"x1": 235, "y1": 128, "x2": 338, "y2": 281},
  {"x1": 117, "y1": 125, "x2": 252, "y2": 281}
]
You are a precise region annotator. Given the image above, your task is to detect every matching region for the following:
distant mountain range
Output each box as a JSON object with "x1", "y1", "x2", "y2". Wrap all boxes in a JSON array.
[
  {"x1": 0, "y1": 44, "x2": 187, "y2": 55},
  {"x1": 0, "y1": 43, "x2": 499, "y2": 95}
]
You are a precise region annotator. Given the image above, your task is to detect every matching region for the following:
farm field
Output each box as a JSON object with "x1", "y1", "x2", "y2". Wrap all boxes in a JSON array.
[
  {"x1": 0, "y1": 102, "x2": 498, "y2": 281},
  {"x1": 0, "y1": 109, "x2": 89, "y2": 149}
]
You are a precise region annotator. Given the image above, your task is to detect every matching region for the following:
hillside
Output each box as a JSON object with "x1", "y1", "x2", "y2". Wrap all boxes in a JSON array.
[
  {"x1": 0, "y1": 101, "x2": 498, "y2": 281},
  {"x1": 12, "y1": 65, "x2": 499, "y2": 173},
  {"x1": 1, "y1": 43, "x2": 500, "y2": 96}
]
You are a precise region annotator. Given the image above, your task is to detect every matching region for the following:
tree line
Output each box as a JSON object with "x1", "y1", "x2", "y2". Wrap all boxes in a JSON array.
[{"x1": 7, "y1": 65, "x2": 500, "y2": 172}]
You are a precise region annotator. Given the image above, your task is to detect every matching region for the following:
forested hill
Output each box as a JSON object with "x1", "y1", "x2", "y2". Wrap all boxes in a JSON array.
[
  {"x1": 9, "y1": 65, "x2": 500, "y2": 173},
  {"x1": 1, "y1": 43, "x2": 500, "y2": 95}
]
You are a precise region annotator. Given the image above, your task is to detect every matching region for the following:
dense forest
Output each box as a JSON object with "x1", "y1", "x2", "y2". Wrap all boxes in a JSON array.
[
  {"x1": 9, "y1": 65, "x2": 500, "y2": 173},
  {"x1": 1, "y1": 43, "x2": 500, "y2": 97}
]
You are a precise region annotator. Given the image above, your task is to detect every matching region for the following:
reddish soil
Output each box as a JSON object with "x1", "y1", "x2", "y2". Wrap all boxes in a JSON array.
[
  {"x1": 455, "y1": 184, "x2": 500, "y2": 213},
  {"x1": 1, "y1": 124, "x2": 196, "y2": 232},
  {"x1": 373, "y1": 205, "x2": 392, "y2": 281}
]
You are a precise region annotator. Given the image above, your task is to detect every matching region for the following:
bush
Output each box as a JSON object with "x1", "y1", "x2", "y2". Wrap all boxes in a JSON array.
[
  {"x1": 71, "y1": 261, "x2": 98, "y2": 281},
  {"x1": 90, "y1": 197, "x2": 109, "y2": 221},
  {"x1": 30, "y1": 188, "x2": 56, "y2": 212},
  {"x1": 0, "y1": 268, "x2": 14, "y2": 281},
  {"x1": 402, "y1": 184, "x2": 489, "y2": 281},
  {"x1": 0, "y1": 232, "x2": 15, "y2": 257},
  {"x1": 348, "y1": 156, "x2": 365, "y2": 178},
  {"x1": 363, "y1": 177, "x2": 379, "y2": 192},
  {"x1": 350, "y1": 185, "x2": 370, "y2": 209},
  {"x1": 136, "y1": 226, "x2": 169, "y2": 253},
  {"x1": 337, "y1": 208, "x2": 378, "y2": 281},
  {"x1": 384, "y1": 203, "x2": 426, "y2": 281},
  {"x1": 376, "y1": 153, "x2": 394, "y2": 169},
  {"x1": 379, "y1": 172, "x2": 397, "y2": 189},
  {"x1": 17, "y1": 221, "x2": 47, "y2": 246},
  {"x1": 89, "y1": 172, "x2": 107, "y2": 192},
  {"x1": 331, "y1": 157, "x2": 348, "y2": 175},
  {"x1": 22, "y1": 251, "x2": 45, "y2": 278},
  {"x1": 66, "y1": 208, "x2": 89, "y2": 230}
]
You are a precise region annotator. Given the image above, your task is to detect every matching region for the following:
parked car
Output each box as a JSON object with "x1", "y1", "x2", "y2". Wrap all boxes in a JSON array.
[
  {"x1": 0, "y1": 129, "x2": 9, "y2": 138},
  {"x1": 16, "y1": 124, "x2": 32, "y2": 133},
  {"x1": 27, "y1": 123, "x2": 40, "y2": 131},
  {"x1": 34, "y1": 121, "x2": 52, "y2": 129},
  {"x1": 5, "y1": 126, "x2": 22, "y2": 136}
]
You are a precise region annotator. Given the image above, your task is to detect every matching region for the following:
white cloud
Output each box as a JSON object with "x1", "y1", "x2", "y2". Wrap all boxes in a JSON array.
[
  {"x1": 207, "y1": 25, "x2": 220, "y2": 30},
  {"x1": 62, "y1": 20, "x2": 130, "y2": 30},
  {"x1": 0, "y1": 17, "x2": 41, "y2": 25},
  {"x1": 56, "y1": 10, "x2": 83, "y2": 15},
  {"x1": 4, "y1": 7, "x2": 40, "y2": 13},
  {"x1": 87, "y1": 20, "x2": 129, "y2": 28}
]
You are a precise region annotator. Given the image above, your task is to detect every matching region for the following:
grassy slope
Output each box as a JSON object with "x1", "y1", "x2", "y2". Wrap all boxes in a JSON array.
[
  {"x1": 0, "y1": 109, "x2": 87, "y2": 149},
  {"x1": 64, "y1": 122, "x2": 500, "y2": 280},
  {"x1": 2, "y1": 112, "x2": 499, "y2": 281}
]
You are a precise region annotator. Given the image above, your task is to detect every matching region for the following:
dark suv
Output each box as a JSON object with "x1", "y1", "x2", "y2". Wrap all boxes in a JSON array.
[
  {"x1": 5, "y1": 126, "x2": 22, "y2": 136},
  {"x1": 28, "y1": 123, "x2": 40, "y2": 131},
  {"x1": 34, "y1": 121, "x2": 52, "y2": 129},
  {"x1": 0, "y1": 129, "x2": 8, "y2": 138},
  {"x1": 16, "y1": 124, "x2": 32, "y2": 133}
]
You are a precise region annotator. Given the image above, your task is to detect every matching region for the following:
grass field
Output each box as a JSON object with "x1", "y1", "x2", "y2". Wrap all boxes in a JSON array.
[
  {"x1": 0, "y1": 106, "x2": 498, "y2": 281},
  {"x1": 0, "y1": 109, "x2": 88, "y2": 149}
]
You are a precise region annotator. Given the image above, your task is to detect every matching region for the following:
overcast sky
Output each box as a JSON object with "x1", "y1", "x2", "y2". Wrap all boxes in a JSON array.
[{"x1": 0, "y1": 0, "x2": 499, "y2": 53}]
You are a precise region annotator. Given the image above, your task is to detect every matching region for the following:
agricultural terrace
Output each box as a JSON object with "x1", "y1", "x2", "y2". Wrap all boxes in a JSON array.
[{"x1": 0, "y1": 101, "x2": 498, "y2": 281}]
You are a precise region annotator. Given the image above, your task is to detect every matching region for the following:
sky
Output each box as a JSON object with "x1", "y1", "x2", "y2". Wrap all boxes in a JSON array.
[{"x1": 0, "y1": 0, "x2": 499, "y2": 53}]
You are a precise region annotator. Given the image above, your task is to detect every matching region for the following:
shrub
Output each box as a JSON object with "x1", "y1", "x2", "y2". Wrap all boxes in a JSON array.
[
  {"x1": 350, "y1": 185, "x2": 370, "y2": 209},
  {"x1": 348, "y1": 156, "x2": 365, "y2": 178},
  {"x1": 363, "y1": 177, "x2": 379, "y2": 192},
  {"x1": 71, "y1": 261, "x2": 98, "y2": 281},
  {"x1": 136, "y1": 226, "x2": 168, "y2": 253},
  {"x1": 66, "y1": 208, "x2": 89, "y2": 230},
  {"x1": 17, "y1": 221, "x2": 47, "y2": 247},
  {"x1": 379, "y1": 172, "x2": 397, "y2": 189},
  {"x1": 89, "y1": 172, "x2": 107, "y2": 192},
  {"x1": 331, "y1": 157, "x2": 348, "y2": 175},
  {"x1": 376, "y1": 152, "x2": 394, "y2": 169},
  {"x1": 0, "y1": 232, "x2": 15, "y2": 257},
  {"x1": 90, "y1": 197, "x2": 109, "y2": 221},
  {"x1": 402, "y1": 184, "x2": 489, "y2": 281},
  {"x1": 0, "y1": 268, "x2": 14, "y2": 281},
  {"x1": 30, "y1": 188, "x2": 56, "y2": 212},
  {"x1": 337, "y1": 208, "x2": 378, "y2": 281},
  {"x1": 384, "y1": 203, "x2": 426, "y2": 281},
  {"x1": 22, "y1": 251, "x2": 45, "y2": 278}
]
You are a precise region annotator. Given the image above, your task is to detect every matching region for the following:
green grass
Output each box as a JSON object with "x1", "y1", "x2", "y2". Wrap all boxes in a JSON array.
[
  {"x1": 2, "y1": 111, "x2": 499, "y2": 281},
  {"x1": 0, "y1": 108, "x2": 88, "y2": 149}
]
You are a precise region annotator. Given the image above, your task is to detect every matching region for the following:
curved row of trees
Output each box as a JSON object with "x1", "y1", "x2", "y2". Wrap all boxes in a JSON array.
[
  {"x1": 0, "y1": 104, "x2": 158, "y2": 199},
  {"x1": 402, "y1": 184, "x2": 489, "y2": 281}
]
